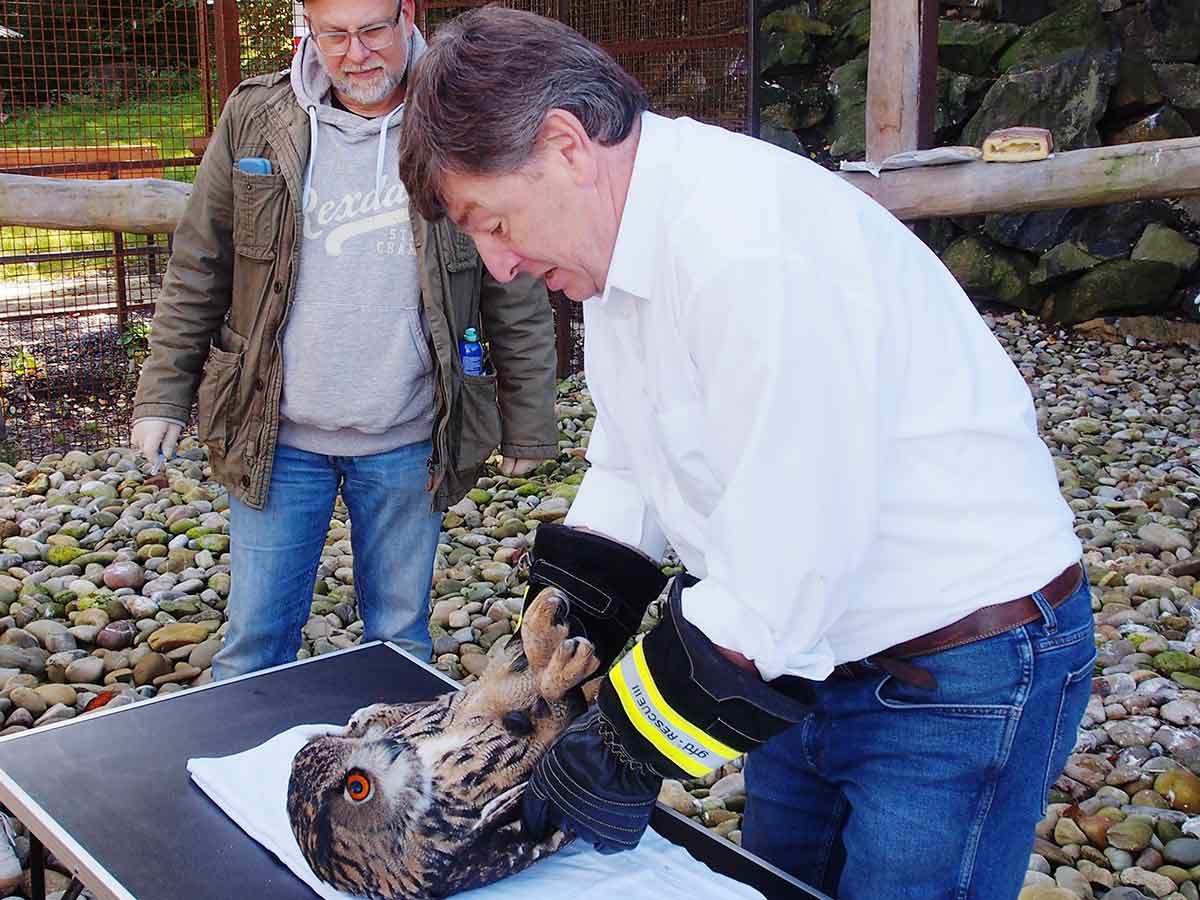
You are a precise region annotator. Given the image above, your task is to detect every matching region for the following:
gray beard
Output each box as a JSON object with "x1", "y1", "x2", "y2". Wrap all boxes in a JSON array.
[{"x1": 319, "y1": 56, "x2": 404, "y2": 106}]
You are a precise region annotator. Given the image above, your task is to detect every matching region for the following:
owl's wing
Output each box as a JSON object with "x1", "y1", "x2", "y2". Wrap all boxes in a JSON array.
[
  {"x1": 473, "y1": 782, "x2": 525, "y2": 833},
  {"x1": 435, "y1": 816, "x2": 573, "y2": 897},
  {"x1": 344, "y1": 699, "x2": 434, "y2": 737}
]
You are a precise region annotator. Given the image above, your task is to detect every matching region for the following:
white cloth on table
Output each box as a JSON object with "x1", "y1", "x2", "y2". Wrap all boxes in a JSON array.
[{"x1": 187, "y1": 723, "x2": 766, "y2": 900}]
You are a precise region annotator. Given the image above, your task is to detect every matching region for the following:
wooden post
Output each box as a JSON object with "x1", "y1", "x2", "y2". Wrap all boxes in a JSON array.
[
  {"x1": 213, "y1": 0, "x2": 241, "y2": 106},
  {"x1": 865, "y1": 0, "x2": 939, "y2": 163}
]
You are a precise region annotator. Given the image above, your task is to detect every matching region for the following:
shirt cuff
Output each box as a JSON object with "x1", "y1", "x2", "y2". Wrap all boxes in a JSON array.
[
  {"x1": 565, "y1": 469, "x2": 667, "y2": 561},
  {"x1": 679, "y1": 578, "x2": 836, "y2": 682}
]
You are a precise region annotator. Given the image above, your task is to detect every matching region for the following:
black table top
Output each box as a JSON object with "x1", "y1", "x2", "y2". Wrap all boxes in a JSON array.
[{"x1": 0, "y1": 643, "x2": 822, "y2": 900}]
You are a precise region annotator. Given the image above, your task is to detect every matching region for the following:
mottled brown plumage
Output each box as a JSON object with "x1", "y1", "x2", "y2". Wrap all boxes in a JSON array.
[{"x1": 287, "y1": 587, "x2": 600, "y2": 899}]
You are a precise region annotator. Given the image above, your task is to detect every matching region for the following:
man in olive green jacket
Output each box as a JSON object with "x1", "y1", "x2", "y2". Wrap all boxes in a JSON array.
[{"x1": 132, "y1": 0, "x2": 557, "y2": 679}]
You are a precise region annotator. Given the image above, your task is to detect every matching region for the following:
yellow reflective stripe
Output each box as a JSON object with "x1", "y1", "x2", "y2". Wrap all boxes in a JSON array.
[
  {"x1": 515, "y1": 585, "x2": 528, "y2": 631},
  {"x1": 609, "y1": 640, "x2": 738, "y2": 777},
  {"x1": 630, "y1": 643, "x2": 740, "y2": 760},
  {"x1": 609, "y1": 657, "x2": 707, "y2": 776}
]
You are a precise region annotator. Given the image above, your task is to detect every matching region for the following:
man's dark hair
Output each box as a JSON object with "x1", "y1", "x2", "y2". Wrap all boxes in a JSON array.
[{"x1": 398, "y1": 6, "x2": 649, "y2": 220}]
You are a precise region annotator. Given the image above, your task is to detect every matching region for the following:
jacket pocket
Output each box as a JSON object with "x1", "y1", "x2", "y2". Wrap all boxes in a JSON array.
[
  {"x1": 407, "y1": 308, "x2": 434, "y2": 372},
  {"x1": 457, "y1": 373, "x2": 502, "y2": 471},
  {"x1": 232, "y1": 168, "x2": 284, "y2": 260},
  {"x1": 197, "y1": 329, "x2": 245, "y2": 460}
]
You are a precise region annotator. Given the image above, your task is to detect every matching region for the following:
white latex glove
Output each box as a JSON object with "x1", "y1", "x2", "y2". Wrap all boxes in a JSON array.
[
  {"x1": 131, "y1": 419, "x2": 182, "y2": 471},
  {"x1": 499, "y1": 456, "x2": 540, "y2": 477}
]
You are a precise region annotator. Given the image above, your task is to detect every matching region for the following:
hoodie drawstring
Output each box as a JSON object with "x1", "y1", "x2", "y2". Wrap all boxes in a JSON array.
[
  {"x1": 374, "y1": 104, "x2": 403, "y2": 197},
  {"x1": 301, "y1": 29, "x2": 415, "y2": 207},
  {"x1": 303, "y1": 104, "x2": 319, "y2": 211}
]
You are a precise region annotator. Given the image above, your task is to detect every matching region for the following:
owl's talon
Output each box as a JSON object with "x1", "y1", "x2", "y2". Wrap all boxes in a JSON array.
[{"x1": 537, "y1": 637, "x2": 599, "y2": 701}]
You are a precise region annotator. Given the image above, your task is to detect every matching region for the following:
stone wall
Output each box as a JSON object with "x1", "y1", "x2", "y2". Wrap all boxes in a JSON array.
[{"x1": 759, "y1": 0, "x2": 1200, "y2": 323}]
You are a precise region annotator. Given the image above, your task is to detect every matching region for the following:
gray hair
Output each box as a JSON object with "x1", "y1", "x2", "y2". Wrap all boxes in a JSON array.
[{"x1": 398, "y1": 6, "x2": 649, "y2": 221}]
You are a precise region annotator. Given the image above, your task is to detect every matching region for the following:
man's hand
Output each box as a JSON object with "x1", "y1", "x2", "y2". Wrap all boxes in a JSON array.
[
  {"x1": 521, "y1": 706, "x2": 661, "y2": 853},
  {"x1": 131, "y1": 419, "x2": 182, "y2": 469},
  {"x1": 523, "y1": 574, "x2": 814, "y2": 854},
  {"x1": 499, "y1": 456, "x2": 539, "y2": 477}
]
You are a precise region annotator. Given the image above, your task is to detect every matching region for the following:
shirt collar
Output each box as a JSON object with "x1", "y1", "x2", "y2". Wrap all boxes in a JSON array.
[{"x1": 600, "y1": 111, "x2": 672, "y2": 304}]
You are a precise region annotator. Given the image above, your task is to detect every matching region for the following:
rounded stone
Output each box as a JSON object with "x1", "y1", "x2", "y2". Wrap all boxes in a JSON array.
[
  {"x1": 1164, "y1": 837, "x2": 1200, "y2": 868},
  {"x1": 64, "y1": 656, "x2": 104, "y2": 685}
]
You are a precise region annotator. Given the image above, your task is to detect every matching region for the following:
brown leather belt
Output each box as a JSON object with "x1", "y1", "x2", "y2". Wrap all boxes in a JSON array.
[{"x1": 834, "y1": 562, "x2": 1084, "y2": 691}]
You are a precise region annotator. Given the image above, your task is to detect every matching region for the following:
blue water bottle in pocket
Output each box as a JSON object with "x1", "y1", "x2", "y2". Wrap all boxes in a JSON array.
[{"x1": 460, "y1": 327, "x2": 483, "y2": 376}]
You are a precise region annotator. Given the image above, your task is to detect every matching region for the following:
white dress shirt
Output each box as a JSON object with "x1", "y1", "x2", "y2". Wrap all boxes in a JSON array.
[{"x1": 564, "y1": 112, "x2": 1081, "y2": 682}]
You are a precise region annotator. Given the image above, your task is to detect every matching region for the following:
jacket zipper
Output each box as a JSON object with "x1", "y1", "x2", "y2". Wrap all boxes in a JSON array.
[{"x1": 426, "y1": 226, "x2": 455, "y2": 498}]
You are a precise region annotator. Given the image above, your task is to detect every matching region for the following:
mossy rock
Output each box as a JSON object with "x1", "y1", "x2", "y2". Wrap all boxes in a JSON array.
[
  {"x1": 46, "y1": 546, "x2": 86, "y2": 566},
  {"x1": 1110, "y1": 53, "x2": 1165, "y2": 114},
  {"x1": 997, "y1": 0, "x2": 1109, "y2": 74},
  {"x1": 937, "y1": 19, "x2": 1021, "y2": 76},
  {"x1": 196, "y1": 534, "x2": 231, "y2": 554},
  {"x1": 1156, "y1": 770, "x2": 1200, "y2": 813},
  {"x1": 1050, "y1": 259, "x2": 1181, "y2": 325},
  {"x1": 940, "y1": 236, "x2": 1044, "y2": 311},
  {"x1": 827, "y1": 56, "x2": 869, "y2": 159},
  {"x1": 1107, "y1": 105, "x2": 1194, "y2": 145},
  {"x1": 817, "y1": 0, "x2": 869, "y2": 30},
  {"x1": 1154, "y1": 650, "x2": 1200, "y2": 675},
  {"x1": 762, "y1": 7, "x2": 832, "y2": 37},
  {"x1": 962, "y1": 48, "x2": 1119, "y2": 152},
  {"x1": 134, "y1": 528, "x2": 169, "y2": 548},
  {"x1": 1030, "y1": 241, "x2": 1101, "y2": 287},
  {"x1": 761, "y1": 31, "x2": 815, "y2": 75},
  {"x1": 825, "y1": 9, "x2": 871, "y2": 66},
  {"x1": 1131, "y1": 223, "x2": 1200, "y2": 271}
]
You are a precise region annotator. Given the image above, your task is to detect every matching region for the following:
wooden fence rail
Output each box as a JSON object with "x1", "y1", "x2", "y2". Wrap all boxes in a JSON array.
[{"x1": 3, "y1": 136, "x2": 1200, "y2": 234}]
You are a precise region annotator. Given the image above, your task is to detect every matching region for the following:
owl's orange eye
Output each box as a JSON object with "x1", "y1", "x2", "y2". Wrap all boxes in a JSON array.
[{"x1": 345, "y1": 771, "x2": 372, "y2": 802}]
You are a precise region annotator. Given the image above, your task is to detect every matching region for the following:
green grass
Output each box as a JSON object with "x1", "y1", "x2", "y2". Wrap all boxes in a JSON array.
[{"x1": 1, "y1": 87, "x2": 210, "y2": 276}]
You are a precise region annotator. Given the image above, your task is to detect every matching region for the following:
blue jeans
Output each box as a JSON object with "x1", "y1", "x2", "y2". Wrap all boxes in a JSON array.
[
  {"x1": 211, "y1": 441, "x2": 442, "y2": 681},
  {"x1": 742, "y1": 573, "x2": 1095, "y2": 900}
]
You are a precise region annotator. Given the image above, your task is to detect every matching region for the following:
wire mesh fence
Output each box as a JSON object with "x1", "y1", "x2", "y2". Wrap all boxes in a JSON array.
[
  {"x1": 0, "y1": 0, "x2": 214, "y2": 460},
  {"x1": 0, "y1": 0, "x2": 749, "y2": 458},
  {"x1": 415, "y1": 0, "x2": 753, "y2": 377}
]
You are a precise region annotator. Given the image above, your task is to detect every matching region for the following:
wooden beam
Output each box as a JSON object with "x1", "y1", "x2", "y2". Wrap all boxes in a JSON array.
[
  {"x1": 841, "y1": 136, "x2": 1200, "y2": 220},
  {"x1": 865, "y1": 0, "x2": 939, "y2": 163},
  {"x1": 0, "y1": 174, "x2": 190, "y2": 234},
  {"x1": 3, "y1": 138, "x2": 1200, "y2": 234}
]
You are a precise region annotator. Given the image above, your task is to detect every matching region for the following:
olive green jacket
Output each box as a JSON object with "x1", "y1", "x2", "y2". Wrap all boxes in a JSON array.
[{"x1": 133, "y1": 71, "x2": 557, "y2": 510}]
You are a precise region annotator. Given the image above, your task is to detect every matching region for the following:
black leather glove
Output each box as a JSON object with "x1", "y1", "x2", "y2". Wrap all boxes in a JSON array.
[
  {"x1": 522, "y1": 575, "x2": 814, "y2": 852},
  {"x1": 524, "y1": 524, "x2": 668, "y2": 672},
  {"x1": 521, "y1": 706, "x2": 661, "y2": 854}
]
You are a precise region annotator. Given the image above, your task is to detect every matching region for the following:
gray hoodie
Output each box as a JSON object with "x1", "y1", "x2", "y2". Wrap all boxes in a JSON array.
[{"x1": 277, "y1": 31, "x2": 433, "y2": 457}]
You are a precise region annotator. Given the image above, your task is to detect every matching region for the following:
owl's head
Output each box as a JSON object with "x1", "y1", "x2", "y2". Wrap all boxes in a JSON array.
[{"x1": 288, "y1": 729, "x2": 431, "y2": 893}]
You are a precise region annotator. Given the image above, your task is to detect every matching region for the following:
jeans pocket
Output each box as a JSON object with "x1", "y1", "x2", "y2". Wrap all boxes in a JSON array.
[
  {"x1": 1040, "y1": 647, "x2": 1097, "y2": 805},
  {"x1": 873, "y1": 634, "x2": 1024, "y2": 718}
]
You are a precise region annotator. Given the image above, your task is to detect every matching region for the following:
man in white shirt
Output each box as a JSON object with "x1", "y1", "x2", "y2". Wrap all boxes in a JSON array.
[{"x1": 399, "y1": 9, "x2": 1093, "y2": 898}]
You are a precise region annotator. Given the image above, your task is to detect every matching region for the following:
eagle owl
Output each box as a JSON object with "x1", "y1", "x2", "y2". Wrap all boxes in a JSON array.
[{"x1": 287, "y1": 587, "x2": 601, "y2": 899}]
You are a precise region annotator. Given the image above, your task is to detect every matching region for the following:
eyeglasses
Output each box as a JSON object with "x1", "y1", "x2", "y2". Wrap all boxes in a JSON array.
[{"x1": 312, "y1": 8, "x2": 403, "y2": 56}]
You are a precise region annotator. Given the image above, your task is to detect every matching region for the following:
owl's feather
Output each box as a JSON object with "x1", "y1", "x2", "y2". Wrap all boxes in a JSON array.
[{"x1": 287, "y1": 588, "x2": 599, "y2": 899}]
